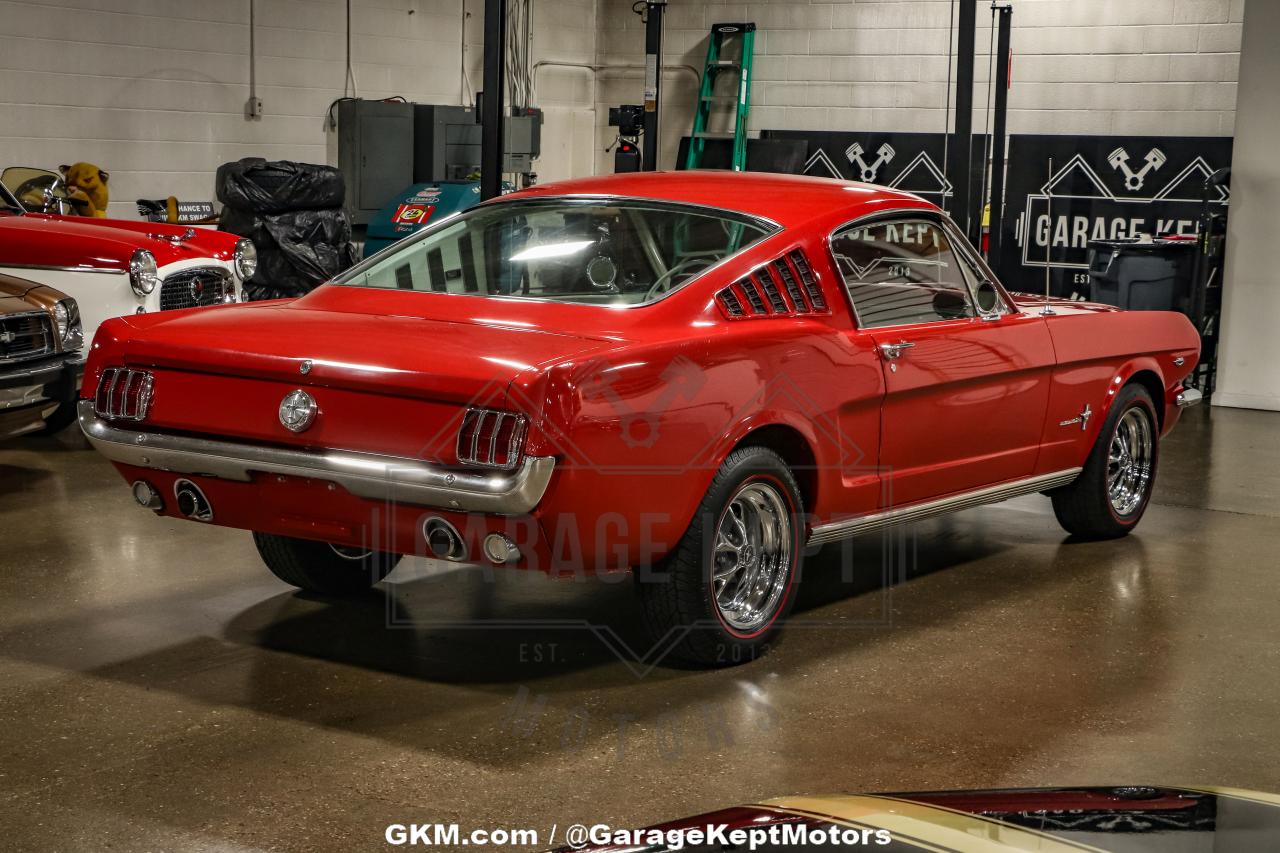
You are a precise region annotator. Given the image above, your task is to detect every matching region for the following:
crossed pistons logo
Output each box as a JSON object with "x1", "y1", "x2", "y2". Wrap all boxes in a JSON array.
[
  {"x1": 845, "y1": 142, "x2": 896, "y2": 183},
  {"x1": 1108, "y1": 146, "x2": 1167, "y2": 191}
]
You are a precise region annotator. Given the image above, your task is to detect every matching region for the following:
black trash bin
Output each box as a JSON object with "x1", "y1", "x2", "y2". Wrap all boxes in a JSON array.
[{"x1": 1086, "y1": 238, "x2": 1196, "y2": 313}]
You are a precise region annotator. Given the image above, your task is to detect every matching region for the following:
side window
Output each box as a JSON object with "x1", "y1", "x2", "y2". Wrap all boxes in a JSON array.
[{"x1": 831, "y1": 219, "x2": 976, "y2": 328}]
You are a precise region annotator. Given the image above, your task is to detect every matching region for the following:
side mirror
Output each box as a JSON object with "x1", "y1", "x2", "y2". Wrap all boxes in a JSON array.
[{"x1": 975, "y1": 280, "x2": 1002, "y2": 315}]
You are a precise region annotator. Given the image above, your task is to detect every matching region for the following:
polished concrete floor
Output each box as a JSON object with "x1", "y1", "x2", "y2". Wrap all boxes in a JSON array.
[{"x1": 0, "y1": 405, "x2": 1278, "y2": 851}]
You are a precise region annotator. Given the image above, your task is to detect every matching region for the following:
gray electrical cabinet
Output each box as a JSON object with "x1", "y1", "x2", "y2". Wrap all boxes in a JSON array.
[
  {"x1": 337, "y1": 99, "x2": 542, "y2": 224},
  {"x1": 337, "y1": 99, "x2": 415, "y2": 225},
  {"x1": 413, "y1": 104, "x2": 542, "y2": 182}
]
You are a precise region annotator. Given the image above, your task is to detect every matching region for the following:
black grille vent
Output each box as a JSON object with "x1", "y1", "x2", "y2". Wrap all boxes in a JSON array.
[
  {"x1": 0, "y1": 312, "x2": 53, "y2": 361},
  {"x1": 717, "y1": 288, "x2": 745, "y2": 317},
  {"x1": 756, "y1": 270, "x2": 789, "y2": 313},
  {"x1": 714, "y1": 249, "x2": 830, "y2": 320},
  {"x1": 739, "y1": 277, "x2": 767, "y2": 314},
  {"x1": 773, "y1": 259, "x2": 810, "y2": 312},
  {"x1": 160, "y1": 267, "x2": 232, "y2": 311},
  {"x1": 789, "y1": 250, "x2": 826, "y2": 310}
]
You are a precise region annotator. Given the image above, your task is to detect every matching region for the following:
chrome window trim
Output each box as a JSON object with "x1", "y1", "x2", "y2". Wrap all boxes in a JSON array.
[
  {"x1": 824, "y1": 207, "x2": 1020, "y2": 331},
  {"x1": 329, "y1": 195, "x2": 783, "y2": 310},
  {"x1": 0, "y1": 262, "x2": 126, "y2": 275},
  {"x1": 77, "y1": 401, "x2": 556, "y2": 516},
  {"x1": 939, "y1": 216, "x2": 1016, "y2": 320}
]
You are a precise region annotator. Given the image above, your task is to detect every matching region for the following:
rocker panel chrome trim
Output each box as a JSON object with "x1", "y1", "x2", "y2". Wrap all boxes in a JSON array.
[
  {"x1": 77, "y1": 400, "x2": 555, "y2": 515},
  {"x1": 807, "y1": 468, "x2": 1083, "y2": 546}
]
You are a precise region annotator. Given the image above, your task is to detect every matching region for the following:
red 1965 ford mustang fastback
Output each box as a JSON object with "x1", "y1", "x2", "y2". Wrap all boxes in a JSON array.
[{"x1": 78, "y1": 171, "x2": 1200, "y2": 664}]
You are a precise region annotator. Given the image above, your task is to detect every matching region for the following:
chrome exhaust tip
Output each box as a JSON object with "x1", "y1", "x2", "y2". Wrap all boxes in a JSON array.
[
  {"x1": 131, "y1": 480, "x2": 163, "y2": 512},
  {"x1": 482, "y1": 533, "x2": 520, "y2": 565},
  {"x1": 173, "y1": 479, "x2": 213, "y2": 522},
  {"x1": 423, "y1": 517, "x2": 467, "y2": 562}
]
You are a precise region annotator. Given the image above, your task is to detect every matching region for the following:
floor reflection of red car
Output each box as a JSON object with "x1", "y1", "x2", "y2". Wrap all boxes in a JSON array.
[
  {"x1": 553, "y1": 786, "x2": 1272, "y2": 852},
  {"x1": 79, "y1": 172, "x2": 1200, "y2": 665}
]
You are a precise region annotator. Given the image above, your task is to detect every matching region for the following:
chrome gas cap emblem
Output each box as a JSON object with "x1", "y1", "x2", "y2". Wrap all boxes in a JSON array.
[{"x1": 279, "y1": 389, "x2": 317, "y2": 433}]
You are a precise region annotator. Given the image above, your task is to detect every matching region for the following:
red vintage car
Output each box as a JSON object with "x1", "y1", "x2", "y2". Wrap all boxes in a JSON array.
[
  {"x1": 0, "y1": 169, "x2": 252, "y2": 387},
  {"x1": 78, "y1": 172, "x2": 1201, "y2": 664}
]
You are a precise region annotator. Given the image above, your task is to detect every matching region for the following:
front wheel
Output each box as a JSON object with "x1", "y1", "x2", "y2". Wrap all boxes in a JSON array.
[
  {"x1": 1051, "y1": 384, "x2": 1159, "y2": 539},
  {"x1": 253, "y1": 532, "x2": 401, "y2": 595},
  {"x1": 636, "y1": 446, "x2": 804, "y2": 667}
]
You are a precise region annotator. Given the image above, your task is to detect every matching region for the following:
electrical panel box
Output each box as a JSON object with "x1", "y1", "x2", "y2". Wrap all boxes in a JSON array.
[
  {"x1": 337, "y1": 99, "x2": 415, "y2": 225},
  {"x1": 413, "y1": 105, "x2": 542, "y2": 182}
]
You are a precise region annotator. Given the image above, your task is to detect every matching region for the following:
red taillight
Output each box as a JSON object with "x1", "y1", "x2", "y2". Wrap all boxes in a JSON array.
[
  {"x1": 94, "y1": 367, "x2": 154, "y2": 421},
  {"x1": 456, "y1": 407, "x2": 528, "y2": 469}
]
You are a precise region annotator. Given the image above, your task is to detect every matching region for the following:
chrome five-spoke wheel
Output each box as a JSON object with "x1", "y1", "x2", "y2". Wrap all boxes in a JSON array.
[
  {"x1": 713, "y1": 480, "x2": 793, "y2": 634},
  {"x1": 636, "y1": 446, "x2": 803, "y2": 665},
  {"x1": 1107, "y1": 407, "x2": 1154, "y2": 517}
]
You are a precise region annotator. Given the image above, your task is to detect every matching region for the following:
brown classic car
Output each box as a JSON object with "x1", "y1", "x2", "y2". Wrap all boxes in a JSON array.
[{"x1": 0, "y1": 272, "x2": 83, "y2": 438}]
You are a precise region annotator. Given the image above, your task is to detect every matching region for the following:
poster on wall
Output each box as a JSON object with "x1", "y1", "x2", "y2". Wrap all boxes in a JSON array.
[
  {"x1": 761, "y1": 130, "x2": 987, "y2": 223},
  {"x1": 996, "y1": 134, "x2": 1233, "y2": 295}
]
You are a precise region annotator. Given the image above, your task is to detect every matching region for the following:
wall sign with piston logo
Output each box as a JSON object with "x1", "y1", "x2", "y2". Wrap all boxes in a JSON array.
[{"x1": 996, "y1": 134, "x2": 1233, "y2": 294}]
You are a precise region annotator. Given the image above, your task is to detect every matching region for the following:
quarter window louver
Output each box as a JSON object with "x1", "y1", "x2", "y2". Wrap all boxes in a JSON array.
[
  {"x1": 756, "y1": 270, "x2": 789, "y2": 313},
  {"x1": 717, "y1": 289, "x2": 745, "y2": 316},
  {"x1": 773, "y1": 259, "x2": 810, "y2": 312},
  {"x1": 739, "y1": 277, "x2": 768, "y2": 314},
  {"x1": 714, "y1": 249, "x2": 830, "y2": 320},
  {"x1": 789, "y1": 250, "x2": 826, "y2": 310}
]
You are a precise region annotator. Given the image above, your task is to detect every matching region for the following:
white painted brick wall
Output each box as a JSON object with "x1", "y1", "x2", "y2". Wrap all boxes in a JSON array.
[
  {"x1": 594, "y1": 0, "x2": 1243, "y2": 174},
  {"x1": 0, "y1": 0, "x2": 599, "y2": 219},
  {"x1": 0, "y1": 0, "x2": 1244, "y2": 205}
]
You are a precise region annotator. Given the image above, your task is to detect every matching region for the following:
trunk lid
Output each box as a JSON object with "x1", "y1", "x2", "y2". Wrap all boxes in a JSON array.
[{"x1": 105, "y1": 287, "x2": 626, "y2": 460}]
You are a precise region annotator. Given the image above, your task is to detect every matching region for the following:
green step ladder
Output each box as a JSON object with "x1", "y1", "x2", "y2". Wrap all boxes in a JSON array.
[{"x1": 685, "y1": 22, "x2": 756, "y2": 171}]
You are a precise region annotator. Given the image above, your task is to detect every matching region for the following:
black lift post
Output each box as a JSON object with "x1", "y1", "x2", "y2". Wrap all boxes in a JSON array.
[
  {"x1": 480, "y1": 0, "x2": 506, "y2": 200},
  {"x1": 948, "y1": 0, "x2": 978, "y2": 244},
  {"x1": 987, "y1": 4, "x2": 1013, "y2": 264},
  {"x1": 642, "y1": 0, "x2": 668, "y2": 171}
]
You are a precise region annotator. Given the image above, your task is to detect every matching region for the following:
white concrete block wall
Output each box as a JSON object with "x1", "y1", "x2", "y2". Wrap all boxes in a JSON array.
[
  {"x1": 594, "y1": 0, "x2": 1243, "y2": 174},
  {"x1": 0, "y1": 0, "x2": 1244, "y2": 210},
  {"x1": 0, "y1": 0, "x2": 599, "y2": 219}
]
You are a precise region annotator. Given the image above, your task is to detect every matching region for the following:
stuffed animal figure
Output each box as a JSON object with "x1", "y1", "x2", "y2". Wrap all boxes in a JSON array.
[{"x1": 59, "y1": 162, "x2": 110, "y2": 217}]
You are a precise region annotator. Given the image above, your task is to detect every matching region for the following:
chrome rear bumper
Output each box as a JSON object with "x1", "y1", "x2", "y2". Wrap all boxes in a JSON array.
[
  {"x1": 77, "y1": 400, "x2": 555, "y2": 515},
  {"x1": 1175, "y1": 387, "x2": 1204, "y2": 409}
]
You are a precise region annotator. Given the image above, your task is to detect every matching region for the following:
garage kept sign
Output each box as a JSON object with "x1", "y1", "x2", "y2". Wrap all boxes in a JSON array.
[
  {"x1": 761, "y1": 130, "x2": 987, "y2": 218},
  {"x1": 996, "y1": 134, "x2": 1232, "y2": 295}
]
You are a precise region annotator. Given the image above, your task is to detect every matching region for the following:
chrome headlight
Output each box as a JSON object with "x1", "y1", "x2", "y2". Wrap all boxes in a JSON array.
[
  {"x1": 129, "y1": 249, "x2": 159, "y2": 297},
  {"x1": 54, "y1": 298, "x2": 84, "y2": 351},
  {"x1": 234, "y1": 238, "x2": 258, "y2": 280}
]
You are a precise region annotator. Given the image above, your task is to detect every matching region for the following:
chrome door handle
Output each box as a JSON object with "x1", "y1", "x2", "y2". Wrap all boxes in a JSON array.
[{"x1": 878, "y1": 341, "x2": 915, "y2": 360}]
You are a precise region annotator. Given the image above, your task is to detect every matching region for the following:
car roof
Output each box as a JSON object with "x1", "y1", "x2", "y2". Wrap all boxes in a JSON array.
[{"x1": 503, "y1": 170, "x2": 936, "y2": 231}]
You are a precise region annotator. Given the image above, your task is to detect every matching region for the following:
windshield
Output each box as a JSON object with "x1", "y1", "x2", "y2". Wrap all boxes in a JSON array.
[
  {"x1": 0, "y1": 176, "x2": 25, "y2": 214},
  {"x1": 0, "y1": 166, "x2": 68, "y2": 213},
  {"x1": 335, "y1": 199, "x2": 775, "y2": 306}
]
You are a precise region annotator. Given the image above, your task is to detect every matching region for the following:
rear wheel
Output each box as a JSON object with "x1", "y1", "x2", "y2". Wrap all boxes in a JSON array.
[
  {"x1": 1051, "y1": 384, "x2": 1159, "y2": 539},
  {"x1": 253, "y1": 532, "x2": 401, "y2": 595},
  {"x1": 636, "y1": 446, "x2": 803, "y2": 666}
]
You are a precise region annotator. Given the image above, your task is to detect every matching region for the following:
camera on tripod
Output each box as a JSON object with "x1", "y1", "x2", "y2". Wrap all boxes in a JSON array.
[{"x1": 608, "y1": 105, "x2": 645, "y2": 138}]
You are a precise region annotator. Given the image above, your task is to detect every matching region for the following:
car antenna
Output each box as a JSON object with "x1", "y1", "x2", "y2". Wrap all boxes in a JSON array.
[{"x1": 1041, "y1": 157, "x2": 1056, "y2": 316}]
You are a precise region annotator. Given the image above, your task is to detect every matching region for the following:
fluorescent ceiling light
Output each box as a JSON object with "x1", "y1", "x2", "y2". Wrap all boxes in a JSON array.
[{"x1": 509, "y1": 240, "x2": 594, "y2": 262}]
